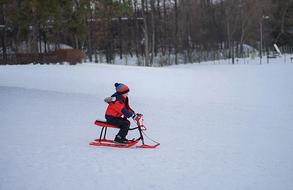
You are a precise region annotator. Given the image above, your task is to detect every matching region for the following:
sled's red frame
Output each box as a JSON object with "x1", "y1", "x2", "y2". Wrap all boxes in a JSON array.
[{"x1": 89, "y1": 114, "x2": 160, "y2": 149}]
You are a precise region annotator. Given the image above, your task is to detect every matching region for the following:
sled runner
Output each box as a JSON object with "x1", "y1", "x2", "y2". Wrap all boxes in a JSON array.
[{"x1": 89, "y1": 114, "x2": 160, "y2": 149}]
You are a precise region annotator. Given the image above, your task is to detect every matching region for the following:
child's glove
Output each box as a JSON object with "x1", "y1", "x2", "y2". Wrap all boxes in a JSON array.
[
  {"x1": 132, "y1": 113, "x2": 139, "y2": 120},
  {"x1": 104, "y1": 97, "x2": 116, "y2": 103},
  {"x1": 132, "y1": 113, "x2": 142, "y2": 121}
]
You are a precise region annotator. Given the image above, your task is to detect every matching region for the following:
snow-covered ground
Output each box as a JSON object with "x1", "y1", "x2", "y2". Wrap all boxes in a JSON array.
[{"x1": 1, "y1": 57, "x2": 293, "y2": 190}]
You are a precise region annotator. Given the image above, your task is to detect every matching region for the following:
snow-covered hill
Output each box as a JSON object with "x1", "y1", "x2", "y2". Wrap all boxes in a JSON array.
[{"x1": 1, "y1": 59, "x2": 293, "y2": 190}]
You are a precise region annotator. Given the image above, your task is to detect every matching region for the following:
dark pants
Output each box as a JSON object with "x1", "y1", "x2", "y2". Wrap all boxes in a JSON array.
[{"x1": 106, "y1": 117, "x2": 130, "y2": 138}]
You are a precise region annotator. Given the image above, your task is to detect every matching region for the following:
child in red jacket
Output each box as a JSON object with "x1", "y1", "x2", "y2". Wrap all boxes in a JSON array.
[{"x1": 104, "y1": 83, "x2": 139, "y2": 144}]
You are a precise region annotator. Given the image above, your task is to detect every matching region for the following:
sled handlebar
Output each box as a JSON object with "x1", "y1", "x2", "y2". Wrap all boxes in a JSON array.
[{"x1": 135, "y1": 114, "x2": 147, "y2": 131}]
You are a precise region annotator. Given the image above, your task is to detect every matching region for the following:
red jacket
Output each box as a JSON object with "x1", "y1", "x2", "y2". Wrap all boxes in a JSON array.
[{"x1": 105, "y1": 93, "x2": 134, "y2": 119}]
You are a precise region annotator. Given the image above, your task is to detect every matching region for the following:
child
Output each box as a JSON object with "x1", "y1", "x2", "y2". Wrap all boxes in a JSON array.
[{"x1": 104, "y1": 83, "x2": 139, "y2": 144}]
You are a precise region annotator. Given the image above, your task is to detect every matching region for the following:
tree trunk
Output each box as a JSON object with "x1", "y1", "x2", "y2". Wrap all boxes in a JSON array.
[
  {"x1": 141, "y1": 0, "x2": 150, "y2": 66},
  {"x1": 119, "y1": 17, "x2": 123, "y2": 60},
  {"x1": 162, "y1": 0, "x2": 167, "y2": 56},
  {"x1": 280, "y1": 0, "x2": 293, "y2": 33},
  {"x1": 150, "y1": 0, "x2": 155, "y2": 66},
  {"x1": 174, "y1": 0, "x2": 178, "y2": 64},
  {"x1": 133, "y1": 0, "x2": 139, "y2": 58},
  {"x1": 88, "y1": 7, "x2": 93, "y2": 62},
  {"x1": 0, "y1": 4, "x2": 7, "y2": 64},
  {"x1": 30, "y1": 0, "x2": 39, "y2": 54}
]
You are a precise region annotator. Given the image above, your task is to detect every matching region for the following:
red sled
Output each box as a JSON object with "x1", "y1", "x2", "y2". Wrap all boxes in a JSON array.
[{"x1": 89, "y1": 114, "x2": 160, "y2": 149}]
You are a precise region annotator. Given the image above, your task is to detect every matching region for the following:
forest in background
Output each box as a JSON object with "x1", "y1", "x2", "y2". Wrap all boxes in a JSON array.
[{"x1": 1, "y1": 0, "x2": 293, "y2": 65}]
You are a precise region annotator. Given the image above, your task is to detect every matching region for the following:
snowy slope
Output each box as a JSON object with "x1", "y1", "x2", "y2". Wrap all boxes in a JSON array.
[{"x1": 1, "y1": 58, "x2": 293, "y2": 190}]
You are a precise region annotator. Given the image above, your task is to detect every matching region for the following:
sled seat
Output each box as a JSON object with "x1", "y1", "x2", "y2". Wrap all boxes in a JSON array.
[
  {"x1": 94, "y1": 120, "x2": 119, "y2": 129},
  {"x1": 93, "y1": 120, "x2": 120, "y2": 142}
]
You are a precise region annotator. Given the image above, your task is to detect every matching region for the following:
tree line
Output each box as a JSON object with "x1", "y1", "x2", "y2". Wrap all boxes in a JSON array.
[{"x1": 1, "y1": 0, "x2": 293, "y2": 65}]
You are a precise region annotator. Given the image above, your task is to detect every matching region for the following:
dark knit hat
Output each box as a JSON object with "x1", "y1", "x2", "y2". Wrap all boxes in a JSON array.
[{"x1": 115, "y1": 83, "x2": 129, "y2": 94}]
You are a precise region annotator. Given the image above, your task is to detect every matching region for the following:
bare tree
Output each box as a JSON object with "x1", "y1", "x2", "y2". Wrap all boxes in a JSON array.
[
  {"x1": 141, "y1": 0, "x2": 150, "y2": 66},
  {"x1": 174, "y1": 0, "x2": 178, "y2": 64},
  {"x1": 0, "y1": 3, "x2": 7, "y2": 63},
  {"x1": 274, "y1": 0, "x2": 293, "y2": 43},
  {"x1": 150, "y1": 0, "x2": 155, "y2": 66}
]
